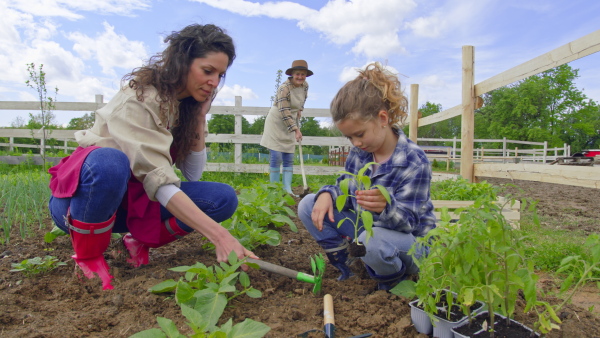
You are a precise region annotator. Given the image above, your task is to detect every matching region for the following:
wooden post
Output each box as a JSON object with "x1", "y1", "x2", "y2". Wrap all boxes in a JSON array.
[
  {"x1": 460, "y1": 46, "x2": 475, "y2": 182},
  {"x1": 95, "y1": 94, "x2": 104, "y2": 104},
  {"x1": 543, "y1": 141, "x2": 548, "y2": 164},
  {"x1": 446, "y1": 148, "x2": 450, "y2": 171},
  {"x1": 502, "y1": 137, "x2": 507, "y2": 163},
  {"x1": 234, "y1": 96, "x2": 242, "y2": 165},
  {"x1": 409, "y1": 84, "x2": 419, "y2": 143},
  {"x1": 9, "y1": 137, "x2": 14, "y2": 152}
]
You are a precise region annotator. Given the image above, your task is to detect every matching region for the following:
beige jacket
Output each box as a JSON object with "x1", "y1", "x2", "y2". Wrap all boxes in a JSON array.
[
  {"x1": 75, "y1": 86, "x2": 180, "y2": 201},
  {"x1": 260, "y1": 80, "x2": 308, "y2": 153}
]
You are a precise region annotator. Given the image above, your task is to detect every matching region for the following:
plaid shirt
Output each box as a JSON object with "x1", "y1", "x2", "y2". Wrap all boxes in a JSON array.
[
  {"x1": 317, "y1": 129, "x2": 436, "y2": 237},
  {"x1": 275, "y1": 79, "x2": 309, "y2": 132}
]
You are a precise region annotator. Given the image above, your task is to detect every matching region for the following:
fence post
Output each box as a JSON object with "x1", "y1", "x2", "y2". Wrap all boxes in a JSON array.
[
  {"x1": 9, "y1": 136, "x2": 14, "y2": 152},
  {"x1": 95, "y1": 94, "x2": 104, "y2": 104},
  {"x1": 543, "y1": 141, "x2": 547, "y2": 164},
  {"x1": 502, "y1": 137, "x2": 507, "y2": 163},
  {"x1": 460, "y1": 45, "x2": 475, "y2": 182},
  {"x1": 409, "y1": 84, "x2": 419, "y2": 143},
  {"x1": 234, "y1": 96, "x2": 242, "y2": 165}
]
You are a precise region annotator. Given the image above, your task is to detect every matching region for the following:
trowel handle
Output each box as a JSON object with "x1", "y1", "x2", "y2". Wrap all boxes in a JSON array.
[
  {"x1": 323, "y1": 294, "x2": 335, "y2": 338},
  {"x1": 246, "y1": 258, "x2": 299, "y2": 279}
]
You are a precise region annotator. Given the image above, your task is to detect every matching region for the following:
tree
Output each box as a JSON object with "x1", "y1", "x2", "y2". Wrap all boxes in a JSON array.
[
  {"x1": 269, "y1": 69, "x2": 283, "y2": 106},
  {"x1": 414, "y1": 102, "x2": 461, "y2": 144},
  {"x1": 25, "y1": 63, "x2": 59, "y2": 166},
  {"x1": 67, "y1": 112, "x2": 95, "y2": 130},
  {"x1": 10, "y1": 116, "x2": 26, "y2": 128},
  {"x1": 475, "y1": 64, "x2": 600, "y2": 150}
]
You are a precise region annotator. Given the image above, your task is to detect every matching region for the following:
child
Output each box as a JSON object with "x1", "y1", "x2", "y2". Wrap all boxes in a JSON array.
[{"x1": 298, "y1": 62, "x2": 436, "y2": 291}]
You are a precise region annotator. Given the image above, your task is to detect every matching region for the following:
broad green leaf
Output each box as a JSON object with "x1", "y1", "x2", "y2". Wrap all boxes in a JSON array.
[
  {"x1": 335, "y1": 195, "x2": 347, "y2": 212},
  {"x1": 175, "y1": 280, "x2": 195, "y2": 305},
  {"x1": 148, "y1": 280, "x2": 178, "y2": 294},
  {"x1": 181, "y1": 303, "x2": 210, "y2": 333},
  {"x1": 229, "y1": 318, "x2": 271, "y2": 338},
  {"x1": 194, "y1": 292, "x2": 228, "y2": 328},
  {"x1": 246, "y1": 288, "x2": 263, "y2": 298},
  {"x1": 339, "y1": 178, "x2": 350, "y2": 195},
  {"x1": 374, "y1": 185, "x2": 391, "y2": 204},
  {"x1": 129, "y1": 328, "x2": 168, "y2": 338},
  {"x1": 270, "y1": 214, "x2": 297, "y2": 232},
  {"x1": 389, "y1": 280, "x2": 416, "y2": 298},
  {"x1": 156, "y1": 316, "x2": 185, "y2": 338},
  {"x1": 360, "y1": 175, "x2": 371, "y2": 190},
  {"x1": 361, "y1": 210, "x2": 373, "y2": 229},
  {"x1": 239, "y1": 271, "x2": 250, "y2": 288}
]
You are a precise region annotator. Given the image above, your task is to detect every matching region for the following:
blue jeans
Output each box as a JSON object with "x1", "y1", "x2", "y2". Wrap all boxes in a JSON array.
[
  {"x1": 298, "y1": 193, "x2": 426, "y2": 276},
  {"x1": 269, "y1": 150, "x2": 293, "y2": 168},
  {"x1": 49, "y1": 148, "x2": 238, "y2": 234}
]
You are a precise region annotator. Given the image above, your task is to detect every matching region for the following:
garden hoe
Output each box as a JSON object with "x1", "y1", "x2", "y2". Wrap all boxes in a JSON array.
[
  {"x1": 296, "y1": 117, "x2": 310, "y2": 197},
  {"x1": 246, "y1": 253, "x2": 325, "y2": 295}
]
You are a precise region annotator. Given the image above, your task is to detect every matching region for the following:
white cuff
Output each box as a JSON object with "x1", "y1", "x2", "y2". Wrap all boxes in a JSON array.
[
  {"x1": 156, "y1": 184, "x2": 181, "y2": 207},
  {"x1": 177, "y1": 148, "x2": 206, "y2": 181}
]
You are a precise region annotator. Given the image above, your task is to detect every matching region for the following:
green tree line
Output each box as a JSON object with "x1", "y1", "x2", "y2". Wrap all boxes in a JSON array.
[{"x1": 3, "y1": 64, "x2": 599, "y2": 156}]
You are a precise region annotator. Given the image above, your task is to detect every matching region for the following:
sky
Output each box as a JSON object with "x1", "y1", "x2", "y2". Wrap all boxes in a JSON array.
[{"x1": 0, "y1": 0, "x2": 599, "y2": 127}]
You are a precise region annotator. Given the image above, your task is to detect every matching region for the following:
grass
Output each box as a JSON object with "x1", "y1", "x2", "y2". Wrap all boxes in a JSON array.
[{"x1": 0, "y1": 163, "x2": 595, "y2": 281}]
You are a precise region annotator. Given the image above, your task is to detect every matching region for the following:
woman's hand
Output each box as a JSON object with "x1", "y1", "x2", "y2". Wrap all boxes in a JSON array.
[
  {"x1": 311, "y1": 193, "x2": 334, "y2": 231},
  {"x1": 295, "y1": 129, "x2": 303, "y2": 142},
  {"x1": 213, "y1": 231, "x2": 258, "y2": 271},
  {"x1": 356, "y1": 189, "x2": 388, "y2": 213}
]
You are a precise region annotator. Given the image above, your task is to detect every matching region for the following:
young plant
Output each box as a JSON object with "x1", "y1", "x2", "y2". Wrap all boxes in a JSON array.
[
  {"x1": 10, "y1": 255, "x2": 66, "y2": 277},
  {"x1": 528, "y1": 233, "x2": 600, "y2": 334},
  {"x1": 335, "y1": 161, "x2": 391, "y2": 245},
  {"x1": 149, "y1": 252, "x2": 262, "y2": 329},
  {"x1": 131, "y1": 303, "x2": 270, "y2": 338}
]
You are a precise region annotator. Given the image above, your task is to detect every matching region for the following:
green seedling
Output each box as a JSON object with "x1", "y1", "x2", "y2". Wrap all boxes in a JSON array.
[
  {"x1": 131, "y1": 303, "x2": 271, "y2": 338},
  {"x1": 10, "y1": 255, "x2": 66, "y2": 277},
  {"x1": 336, "y1": 161, "x2": 391, "y2": 244}
]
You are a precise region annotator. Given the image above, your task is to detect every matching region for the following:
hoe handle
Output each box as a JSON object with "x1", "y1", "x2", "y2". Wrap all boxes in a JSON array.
[{"x1": 246, "y1": 258, "x2": 300, "y2": 280}]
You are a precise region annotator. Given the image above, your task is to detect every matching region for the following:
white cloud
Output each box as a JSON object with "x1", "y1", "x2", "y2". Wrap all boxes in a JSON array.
[
  {"x1": 193, "y1": 0, "x2": 416, "y2": 58},
  {"x1": 68, "y1": 22, "x2": 148, "y2": 76},
  {"x1": 214, "y1": 84, "x2": 258, "y2": 105},
  {"x1": 4, "y1": 0, "x2": 150, "y2": 19}
]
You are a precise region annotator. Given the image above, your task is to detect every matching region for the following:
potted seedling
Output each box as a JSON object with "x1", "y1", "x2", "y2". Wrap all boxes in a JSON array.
[
  {"x1": 335, "y1": 161, "x2": 391, "y2": 257},
  {"x1": 448, "y1": 197, "x2": 547, "y2": 337}
]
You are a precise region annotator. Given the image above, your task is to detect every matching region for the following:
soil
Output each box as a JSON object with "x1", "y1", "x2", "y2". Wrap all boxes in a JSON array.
[{"x1": 1, "y1": 177, "x2": 600, "y2": 338}]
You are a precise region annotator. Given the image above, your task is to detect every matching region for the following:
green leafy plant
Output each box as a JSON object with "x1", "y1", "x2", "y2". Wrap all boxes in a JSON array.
[
  {"x1": 430, "y1": 177, "x2": 498, "y2": 201},
  {"x1": 393, "y1": 195, "x2": 555, "y2": 337},
  {"x1": 335, "y1": 161, "x2": 391, "y2": 244},
  {"x1": 528, "y1": 233, "x2": 600, "y2": 334},
  {"x1": 149, "y1": 252, "x2": 262, "y2": 329},
  {"x1": 10, "y1": 255, "x2": 66, "y2": 277},
  {"x1": 130, "y1": 303, "x2": 270, "y2": 338}
]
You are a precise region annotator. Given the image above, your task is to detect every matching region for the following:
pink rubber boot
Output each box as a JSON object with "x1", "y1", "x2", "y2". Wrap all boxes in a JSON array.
[
  {"x1": 68, "y1": 213, "x2": 116, "y2": 290},
  {"x1": 123, "y1": 218, "x2": 190, "y2": 267},
  {"x1": 123, "y1": 233, "x2": 149, "y2": 268}
]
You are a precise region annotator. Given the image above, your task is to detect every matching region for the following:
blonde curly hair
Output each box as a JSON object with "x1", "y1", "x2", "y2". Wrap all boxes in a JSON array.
[{"x1": 330, "y1": 62, "x2": 407, "y2": 127}]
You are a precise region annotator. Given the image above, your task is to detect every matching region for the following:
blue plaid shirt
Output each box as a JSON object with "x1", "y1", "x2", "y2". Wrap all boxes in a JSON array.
[{"x1": 317, "y1": 129, "x2": 436, "y2": 237}]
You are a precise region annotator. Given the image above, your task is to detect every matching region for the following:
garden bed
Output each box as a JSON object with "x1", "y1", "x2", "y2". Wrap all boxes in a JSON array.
[{"x1": 1, "y1": 178, "x2": 600, "y2": 337}]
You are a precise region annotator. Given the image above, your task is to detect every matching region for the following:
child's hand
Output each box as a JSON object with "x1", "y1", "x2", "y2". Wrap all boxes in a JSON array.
[
  {"x1": 356, "y1": 189, "x2": 387, "y2": 213},
  {"x1": 311, "y1": 193, "x2": 334, "y2": 231}
]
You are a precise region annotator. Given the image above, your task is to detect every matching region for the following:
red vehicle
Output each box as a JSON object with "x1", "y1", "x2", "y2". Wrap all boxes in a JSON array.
[{"x1": 572, "y1": 149, "x2": 600, "y2": 157}]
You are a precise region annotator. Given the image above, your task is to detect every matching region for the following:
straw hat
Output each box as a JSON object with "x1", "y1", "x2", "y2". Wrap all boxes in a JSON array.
[{"x1": 285, "y1": 60, "x2": 313, "y2": 77}]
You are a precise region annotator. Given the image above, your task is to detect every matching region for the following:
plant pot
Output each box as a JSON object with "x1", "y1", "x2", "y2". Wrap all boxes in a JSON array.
[
  {"x1": 431, "y1": 298, "x2": 485, "y2": 338},
  {"x1": 451, "y1": 311, "x2": 540, "y2": 338},
  {"x1": 409, "y1": 299, "x2": 432, "y2": 335},
  {"x1": 410, "y1": 290, "x2": 484, "y2": 337}
]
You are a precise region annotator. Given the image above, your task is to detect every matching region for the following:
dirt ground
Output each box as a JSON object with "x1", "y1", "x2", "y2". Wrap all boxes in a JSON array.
[{"x1": 1, "y1": 177, "x2": 600, "y2": 338}]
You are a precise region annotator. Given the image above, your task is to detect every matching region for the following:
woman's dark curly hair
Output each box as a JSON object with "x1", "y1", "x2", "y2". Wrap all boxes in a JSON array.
[
  {"x1": 122, "y1": 23, "x2": 236, "y2": 160},
  {"x1": 330, "y1": 62, "x2": 407, "y2": 127}
]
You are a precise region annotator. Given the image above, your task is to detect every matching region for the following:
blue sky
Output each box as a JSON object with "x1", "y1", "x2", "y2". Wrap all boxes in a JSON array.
[{"x1": 1, "y1": 0, "x2": 599, "y2": 127}]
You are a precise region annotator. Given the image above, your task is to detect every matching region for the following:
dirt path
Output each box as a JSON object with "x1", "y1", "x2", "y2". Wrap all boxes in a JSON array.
[{"x1": 1, "y1": 178, "x2": 599, "y2": 337}]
